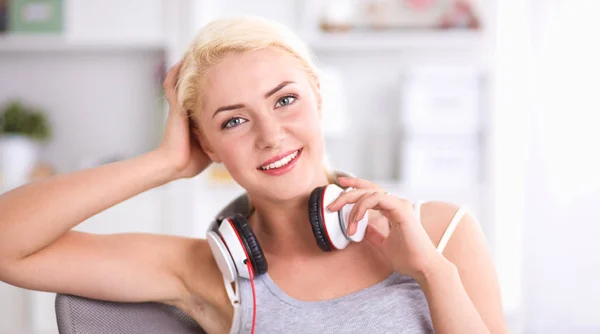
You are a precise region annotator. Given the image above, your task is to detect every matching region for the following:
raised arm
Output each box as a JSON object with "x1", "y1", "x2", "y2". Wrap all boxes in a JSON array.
[{"x1": 0, "y1": 62, "x2": 214, "y2": 305}]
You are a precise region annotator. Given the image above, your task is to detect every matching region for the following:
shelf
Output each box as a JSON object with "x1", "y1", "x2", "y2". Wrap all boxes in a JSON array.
[
  {"x1": 305, "y1": 30, "x2": 484, "y2": 52},
  {"x1": 0, "y1": 30, "x2": 481, "y2": 53},
  {"x1": 0, "y1": 34, "x2": 166, "y2": 53}
]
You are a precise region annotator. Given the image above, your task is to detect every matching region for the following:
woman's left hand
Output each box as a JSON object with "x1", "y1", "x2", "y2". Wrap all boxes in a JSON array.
[{"x1": 326, "y1": 176, "x2": 448, "y2": 281}]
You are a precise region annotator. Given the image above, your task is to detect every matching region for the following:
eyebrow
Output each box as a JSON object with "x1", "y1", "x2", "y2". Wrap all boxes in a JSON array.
[{"x1": 212, "y1": 81, "x2": 295, "y2": 119}]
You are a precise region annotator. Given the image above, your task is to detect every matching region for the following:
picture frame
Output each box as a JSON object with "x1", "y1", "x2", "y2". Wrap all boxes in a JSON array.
[
  {"x1": 0, "y1": 0, "x2": 7, "y2": 32},
  {"x1": 8, "y1": 0, "x2": 63, "y2": 33}
]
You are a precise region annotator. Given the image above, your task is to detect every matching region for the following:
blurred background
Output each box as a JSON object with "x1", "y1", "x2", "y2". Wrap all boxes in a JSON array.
[{"x1": 0, "y1": 0, "x2": 598, "y2": 333}]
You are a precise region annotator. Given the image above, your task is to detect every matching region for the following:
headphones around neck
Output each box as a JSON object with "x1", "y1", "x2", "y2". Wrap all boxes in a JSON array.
[{"x1": 206, "y1": 183, "x2": 369, "y2": 282}]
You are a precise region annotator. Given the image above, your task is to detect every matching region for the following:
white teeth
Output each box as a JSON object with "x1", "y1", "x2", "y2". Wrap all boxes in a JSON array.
[{"x1": 260, "y1": 150, "x2": 299, "y2": 170}]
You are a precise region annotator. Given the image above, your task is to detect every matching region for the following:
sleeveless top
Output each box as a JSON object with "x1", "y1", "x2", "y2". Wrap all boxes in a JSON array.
[{"x1": 216, "y1": 193, "x2": 468, "y2": 334}]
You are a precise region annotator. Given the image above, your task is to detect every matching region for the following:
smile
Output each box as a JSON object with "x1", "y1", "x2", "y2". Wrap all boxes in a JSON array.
[{"x1": 259, "y1": 149, "x2": 301, "y2": 170}]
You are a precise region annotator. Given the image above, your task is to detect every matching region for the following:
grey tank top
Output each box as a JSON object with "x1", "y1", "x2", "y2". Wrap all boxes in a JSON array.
[
  {"x1": 215, "y1": 186, "x2": 465, "y2": 333},
  {"x1": 237, "y1": 271, "x2": 433, "y2": 333}
]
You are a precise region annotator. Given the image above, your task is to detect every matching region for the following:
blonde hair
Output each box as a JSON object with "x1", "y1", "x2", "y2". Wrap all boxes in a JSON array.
[{"x1": 176, "y1": 16, "x2": 319, "y2": 119}]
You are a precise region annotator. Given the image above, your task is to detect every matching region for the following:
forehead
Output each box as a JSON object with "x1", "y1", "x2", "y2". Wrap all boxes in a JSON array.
[{"x1": 201, "y1": 49, "x2": 308, "y2": 112}]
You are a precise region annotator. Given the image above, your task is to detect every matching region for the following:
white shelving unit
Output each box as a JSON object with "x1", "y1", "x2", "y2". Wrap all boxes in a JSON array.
[
  {"x1": 306, "y1": 30, "x2": 484, "y2": 52},
  {"x1": 0, "y1": 35, "x2": 165, "y2": 52}
]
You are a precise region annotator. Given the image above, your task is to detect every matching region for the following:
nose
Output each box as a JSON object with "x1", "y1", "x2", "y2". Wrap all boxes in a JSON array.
[{"x1": 255, "y1": 113, "x2": 285, "y2": 150}]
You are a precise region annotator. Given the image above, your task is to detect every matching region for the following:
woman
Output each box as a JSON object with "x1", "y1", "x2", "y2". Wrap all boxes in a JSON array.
[{"x1": 0, "y1": 16, "x2": 508, "y2": 333}]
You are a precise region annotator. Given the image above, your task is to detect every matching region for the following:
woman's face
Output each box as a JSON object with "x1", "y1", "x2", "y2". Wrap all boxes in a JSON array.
[{"x1": 195, "y1": 48, "x2": 326, "y2": 200}]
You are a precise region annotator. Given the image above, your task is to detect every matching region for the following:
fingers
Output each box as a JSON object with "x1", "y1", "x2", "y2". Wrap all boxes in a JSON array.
[
  {"x1": 326, "y1": 176, "x2": 414, "y2": 236},
  {"x1": 327, "y1": 188, "x2": 379, "y2": 212},
  {"x1": 327, "y1": 189, "x2": 387, "y2": 236},
  {"x1": 347, "y1": 192, "x2": 411, "y2": 236},
  {"x1": 347, "y1": 192, "x2": 385, "y2": 235},
  {"x1": 337, "y1": 176, "x2": 381, "y2": 190},
  {"x1": 164, "y1": 61, "x2": 183, "y2": 90},
  {"x1": 164, "y1": 61, "x2": 184, "y2": 108}
]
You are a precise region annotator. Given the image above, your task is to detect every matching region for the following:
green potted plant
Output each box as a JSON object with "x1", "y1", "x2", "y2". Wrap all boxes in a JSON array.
[{"x1": 0, "y1": 100, "x2": 52, "y2": 190}]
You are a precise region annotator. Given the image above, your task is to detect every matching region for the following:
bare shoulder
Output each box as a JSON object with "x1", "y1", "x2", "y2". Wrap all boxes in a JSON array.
[
  {"x1": 419, "y1": 201, "x2": 471, "y2": 248},
  {"x1": 418, "y1": 202, "x2": 509, "y2": 332},
  {"x1": 418, "y1": 201, "x2": 489, "y2": 259}
]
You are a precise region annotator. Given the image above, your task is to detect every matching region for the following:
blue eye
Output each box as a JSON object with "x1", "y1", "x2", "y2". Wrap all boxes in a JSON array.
[
  {"x1": 222, "y1": 117, "x2": 247, "y2": 129},
  {"x1": 275, "y1": 95, "x2": 297, "y2": 108}
]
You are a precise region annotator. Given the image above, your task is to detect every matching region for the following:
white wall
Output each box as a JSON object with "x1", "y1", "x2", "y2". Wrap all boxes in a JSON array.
[
  {"x1": 0, "y1": 50, "x2": 165, "y2": 173},
  {"x1": 488, "y1": 0, "x2": 530, "y2": 326},
  {"x1": 523, "y1": 1, "x2": 600, "y2": 332}
]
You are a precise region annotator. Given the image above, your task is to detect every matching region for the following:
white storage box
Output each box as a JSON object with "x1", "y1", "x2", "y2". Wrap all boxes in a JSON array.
[
  {"x1": 400, "y1": 135, "x2": 480, "y2": 188},
  {"x1": 400, "y1": 66, "x2": 482, "y2": 134}
]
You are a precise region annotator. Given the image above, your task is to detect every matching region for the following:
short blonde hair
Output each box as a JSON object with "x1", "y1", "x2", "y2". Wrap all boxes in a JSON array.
[{"x1": 176, "y1": 16, "x2": 320, "y2": 119}]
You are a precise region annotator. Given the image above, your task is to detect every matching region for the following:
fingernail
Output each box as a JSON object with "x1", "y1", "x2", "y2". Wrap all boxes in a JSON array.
[{"x1": 348, "y1": 224, "x2": 356, "y2": 236}]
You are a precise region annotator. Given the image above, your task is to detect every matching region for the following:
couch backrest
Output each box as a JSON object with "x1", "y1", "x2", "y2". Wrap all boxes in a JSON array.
[{"x1": 55, "y1": 294, "x2": 205, "y2": 334}]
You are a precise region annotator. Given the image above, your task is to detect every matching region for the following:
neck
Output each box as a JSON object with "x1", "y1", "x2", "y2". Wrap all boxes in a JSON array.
[{"x1": 248, "y1": 172, "x2": 332, "y2": 258}]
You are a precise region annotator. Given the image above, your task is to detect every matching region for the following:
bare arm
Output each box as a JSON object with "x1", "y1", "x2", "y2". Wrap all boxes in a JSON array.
[
  {"x1": 419, "y1": 203, "x2": 510, "y2": 334},
  {"x1": 0, "y1": 152, "x2": 192, "y2": 303},
  {"x1": 0, "y1": 61, "x2": 215, "y2": 305},
  {"x1": 0, "y1": 151, "x2": 172, "y2": 263}
]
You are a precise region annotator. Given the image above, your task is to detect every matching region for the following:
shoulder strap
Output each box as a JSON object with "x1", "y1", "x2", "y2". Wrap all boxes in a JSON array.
[
  {"x1": 413, "y1": 200, "x2": 424, "y2": 223},
  {"x1": 437, "y1": 206, "x2": 467, "y2": 253}
]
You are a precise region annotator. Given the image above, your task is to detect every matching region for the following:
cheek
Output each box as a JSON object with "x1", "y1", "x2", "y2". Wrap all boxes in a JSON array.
[
  {"x1": 213, "y1": 136, "x2": 252, "y2": 168},
  {"x1": 295, "y1": 106, "x2": 323, "y2": 138},
  {"x1": 288, "y1": 97, "x2": 321, "y2": 130},
  {"x1": 289, "y1": 108, "x2": 325, "y2": 155}
]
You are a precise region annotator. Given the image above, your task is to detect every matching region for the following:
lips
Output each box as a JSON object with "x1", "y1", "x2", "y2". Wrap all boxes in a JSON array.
[
  {"x1": 257, "y1": 148, "x2": 302, "y2": 170},
  {"x1": 257, "y1": 148, "x2": 302, "y2": 175}
]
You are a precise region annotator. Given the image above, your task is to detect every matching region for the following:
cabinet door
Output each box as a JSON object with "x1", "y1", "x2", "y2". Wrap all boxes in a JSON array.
[{"x1": 65, "y1": 0, "x2": 164, "y2": 43}]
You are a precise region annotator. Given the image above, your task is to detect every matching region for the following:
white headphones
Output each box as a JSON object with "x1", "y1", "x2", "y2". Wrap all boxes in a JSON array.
[
  {"x1": 206, "y1": 179, "x2": 369, "y2": 334},
  {"x1": 207, "y1": 183, "x2": 368, "y2": 282}
]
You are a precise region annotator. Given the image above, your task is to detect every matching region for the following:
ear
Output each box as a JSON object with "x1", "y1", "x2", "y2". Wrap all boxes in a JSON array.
[{"x1": 191, "y1": 126, "x2": 222, "y2": 163}]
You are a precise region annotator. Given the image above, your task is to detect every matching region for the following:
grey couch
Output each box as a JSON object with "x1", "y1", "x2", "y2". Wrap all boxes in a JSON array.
[{"x1": 55, "y1": 294, "x2": 206, "y2": 333}]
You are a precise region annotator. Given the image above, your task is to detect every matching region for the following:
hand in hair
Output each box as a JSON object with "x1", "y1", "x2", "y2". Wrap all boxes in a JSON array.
[{"x1": 157, "y1": 61, "x2": 212, "y2": 179}]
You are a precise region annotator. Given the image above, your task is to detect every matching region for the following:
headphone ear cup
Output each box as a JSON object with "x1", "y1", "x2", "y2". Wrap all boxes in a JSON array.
[
  {"x1": 308, "y1": 186, "x2": 334, "y2": 252},
  {"x1": 229, "y1": 213, "x2": 268, "y2": 276}
]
